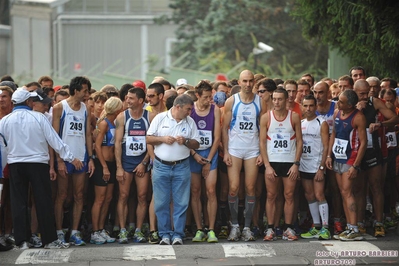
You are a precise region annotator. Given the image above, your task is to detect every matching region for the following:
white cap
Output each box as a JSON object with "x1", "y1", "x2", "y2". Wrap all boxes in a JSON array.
[
  {"x1": 176, "y1": 78, "x2": 188, "y2": 86},
  {"x1": 11, "y1": 88, "x2": 38, "y2": 104}
]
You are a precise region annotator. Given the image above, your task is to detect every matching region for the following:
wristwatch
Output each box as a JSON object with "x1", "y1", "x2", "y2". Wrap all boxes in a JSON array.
[
  {"x1": 184, "y1": 138, "x2": 191, "y2": 146},
  {"x1": 294, "y1": 161, "x2": 300, "y2": 166},
  {"x1": 90, "y1": 155, "x2": 95, "y2": 160},
  {"x1": 352, "y1": 165, "x2": 360, "y2": 171},
  {"x1": 141, "y1": 161, "x2": 148, "y2": 166},
  {"x1": 319, "y1": 166, "x2": 324, "y2": 170}
]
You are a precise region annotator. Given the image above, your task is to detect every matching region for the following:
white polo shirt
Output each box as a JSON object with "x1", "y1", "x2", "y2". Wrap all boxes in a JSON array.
[
  {"x1": 147, "y1": 109, "x2": 199, "y2": 161},
  {"x1": 0, "y1": 106, "x2": 75, "y2": 164}
]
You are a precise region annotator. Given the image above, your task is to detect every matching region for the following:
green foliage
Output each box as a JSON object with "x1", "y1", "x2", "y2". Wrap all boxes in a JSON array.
[
  {"x1": 292, "y1": 0, "x2": 399, "y2": 79},
  {"x1": 156, "y1": 0, "x2": 328, "y2": 79}
]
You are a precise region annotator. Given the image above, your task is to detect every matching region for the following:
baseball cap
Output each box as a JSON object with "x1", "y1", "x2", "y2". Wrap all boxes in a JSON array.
[
  {"x1": 0, "y1": 81, "x2": 17, "y2": 91},
  {"x1": 12, "y1": 88, "x2": 38, "y2": 104},
  {"x1": 176, "y1": 78, "x2": 188, "y2": 86},
  {"x1": 132, "y1": 80, "x2": 146, "y2": 90},
  {"x1": 34, "y1": 88, "x2": 53, "y2": 105},
  {"x1": 53, "y1": 85, "x2": 62, "y2": 92},
  {"x1": 213, "y1": 91, "x2": 227, "y2": 106}
]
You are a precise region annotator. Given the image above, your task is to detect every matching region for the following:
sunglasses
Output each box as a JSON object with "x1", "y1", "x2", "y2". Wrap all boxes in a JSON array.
[
  {"x1": 257, "y1": 90, "x2": 267, "y2": 94},
  {"x1": 146, "y1": 94, "x2": 158, "y2": 98}
]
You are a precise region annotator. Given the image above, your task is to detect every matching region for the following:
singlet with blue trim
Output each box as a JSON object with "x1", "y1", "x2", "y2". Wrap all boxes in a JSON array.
[
  {"x1": 102, "y1": 118, "x2": 116, "y2": 146},
  {"x1": 228, "y1": 93, "x2": 261, "y2": 150},
  {"x1": 332, "y1": 110, "x2": 359, "y2": 165},
  {"x1": 59, "y1": 100, "x2": 87, "y2": 161},
  {"x1": 316, "y1": 101, "x2": 336, "y2": 134}
]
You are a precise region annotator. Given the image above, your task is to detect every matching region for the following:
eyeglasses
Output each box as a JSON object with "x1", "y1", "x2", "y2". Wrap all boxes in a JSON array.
[
  {"x1": 257, "y1": 90, "x2": 267, "y2": 94},
  {"x1": 146, "y1": 94, "x2": 158, "y2": 98}
]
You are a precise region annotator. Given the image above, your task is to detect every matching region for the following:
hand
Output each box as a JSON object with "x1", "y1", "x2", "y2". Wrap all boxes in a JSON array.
[
  {"x1": 265, "y1": 165, "x2": 277, "y2": 181},
  {"x1": 255, "y1": 155, "x2": 263, "y2": 166},
  {"x1": 133, "y1": 163, "x2": 146, "y2": 178},
  {"x1": 163, "y1": 136, "x2": 176, "y2": 145},
  {"x1": 287, "y1": 164, "x2": 299, "y2": 181},
  {"x1": 87, "y1": 159, "x2": 95, "y2": 177},
  {"x1": 49, "y1": 168, "x2": 57, "y2": 181},
  {"x1": 368, "y1": 122, "x2": 381, "y2": 133},
  {"x1": 175, "y1": 136, "x2": 185, "y2": 145},
  {"x1": 223, "y1": 153, "x2": 232, "y2": 166},
  {"x1": 326, "y1": 157, "x2": 333, "y2": 170},
  {"x1": 116, "y1": 167, "x2": 125, "y2": 184},
  {"x1": 356, "y1": 101, "x2": 367, "y2": 111},
  {"x1": 193, "y1": 153, "x2": 207, "y2": 165},
  {"x1": 202, "y1": 163, "x2": 211, "y2": 179},
  {"x1": 346, "y1": 166, "x2": 358, "y2": 180},
  {"x1": 57, "y1": 160, "x2": 68, "y2": 178},
  {"x1": 103, "y1": 167, "x2": 110, "y2": 182},
  {"x1": 71, "y1": 158, "x2": 83, "y2": 171},
  {"x1": 314, "y1": 170, "x2": 324, "y2": 182}
]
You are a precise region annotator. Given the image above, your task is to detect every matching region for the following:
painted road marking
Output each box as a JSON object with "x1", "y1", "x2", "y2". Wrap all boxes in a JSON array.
[
  {"x1": 15, "y1": 249, "x2": 72, "y2": 264},
  {"x1": 222, "y1": 243, "x2": 276, "y2": 258},
  {"x1": 123, "y1": 245, "x2": 176, "y2": 260}
]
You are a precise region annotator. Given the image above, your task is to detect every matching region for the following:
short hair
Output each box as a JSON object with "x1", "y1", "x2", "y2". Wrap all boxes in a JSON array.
[
  {"x1": 1, "y1": 75, "x2": 14, "y2": 82},
  {"x1": 54, "y1": 90, "x2": 69, "y2": 101},
  {"x1": 230, "y1": 85, "x2": 241, "y2": 95},
  {"x1": 166, "y1": 94, "x2": 177, "y2": 110},
  {"x1": 212, "y1": 81, "x2": 228, "y2": 92},
  {"x1": 148, "y1": 82, "x2": 165, "y2": 95},
  {"x1": 173, "y1": 94, "x2": 194, "y2": 107},
  {"x1": 321, "y1": 77, "x2": 334, "y2": 83},
  {"x1": 366, "y1": 76, "x2": 380, "y2": 85},
  {"x1": 26, "y1": 81, "x2": 41, "y2": 89},
  {"x1": 38, "y1": 75, "x2": 53, "y2": 85},
  {"x1": 69, "y1": 76, "x2": 91, "y2": 96},
  {"x1": 303, "y1": 94, "x2": 317, "y2": 105},
  {"x1": 283, "y1": 79, "x2": 298, "y2": 90},
  {"x1": 119, "y1": 83, "x2": 134, "y2": 101},
  {"x1": 255, "y1": 78, "x2": 277, "y2": 92},
  {"x1": 128, "y1": 87, "x2": 146, "y2": 101},
  {"x1": 228, "y1": 79, "x2": 239, "y2": 88},
  {"x1": 380, "y1": 88, "x2": 396, "y2": 99},
  {"x1": 195, "y1": 80, "x2": 212, "y2": 96},
  {"x1": 100, "y1": 84, "x2": 119, "y2": 98},
  {"x1": 92, "y1": 91, "x2": 108, "y2": 103},
  {"x1": 381, "y1": 78, "x2": 397, "y2": 89},
  {"x1": 338, "y1": 75, "x2": 354, "y2": 86},
  {"x1": 349, "y1": 66, "x2": 366, "y2": 77},
  {"x1": 158, "y1": 79, "x2": 172, "y2": 90},
  {"x1": 43, "y1": 87, "x2": 55, "y2": 96},
  {"x1": 301, "y1": 73, "x2": 314, "y2": 84},
  {"x1": 184, "y1": 90, "x2": 197, "y2": 101},
  {"x1": 254, "y1": 73, "x2": 266, "y2": 84},
  {"x1": 0, "y1": 86, "x2": 14, "y2": 97},
  {"x1": 273, "y1": 87, "x2": 289, "y2": 99},
  {"x1": 273, "y1": 78, "x2": 284, "y2": 86},
  {"x1": 297, "y1": 79, "x2": 311, "y2": 88},
  {"x1": 342, "y1": 89, "x2": 358, "y2": 107}
]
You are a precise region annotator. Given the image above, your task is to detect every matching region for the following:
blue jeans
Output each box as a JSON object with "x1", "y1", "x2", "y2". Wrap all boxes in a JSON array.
[{"x1": 152, "y1": 158, "x2": 191, "y2": 241}]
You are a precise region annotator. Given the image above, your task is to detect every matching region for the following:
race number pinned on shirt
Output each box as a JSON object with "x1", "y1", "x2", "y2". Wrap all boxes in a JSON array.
[
  {"x1": 302, "y1": 140, "x2": 314, "y2": 159},
  {"x1": 332, "y1": 138, "x2": 348, "y2": 160},
  {"x1": 271, "y1": 133, "x2": 290, "y2": 154},
  {"x1": 385, "y1": 132, "x2": 397, "y2": 148},
  {"x1": 199, "y1": 130, "x2": 212, "y2": 150},
  {"x1": 126, "y1": 136, "x2": 146, "y2": 156},
  {"x1": 66, "y1": 114, "x2": 84, "y2": 136}
]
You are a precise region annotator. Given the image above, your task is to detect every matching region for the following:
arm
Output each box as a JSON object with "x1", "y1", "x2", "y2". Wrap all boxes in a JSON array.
[
  {"x1": 52, "y1": 102, "x2": 68, "y2": 177},
  {"x1": 370, "y1": 99, "x2": 399, "y2": 130},
  {"x1": 114, "y1": 112, "x2": 125, "y2": 184},
  {"x1": 326, "y1": 109, "x2": 339, "y2": 170},
  {"x1": 315, "y1": 121, "x2": 329, "y2": 182},
  {"x1": 85, "y1": 110, "x2": 95, "y2": 177},
  {"x1": 221, "y1": 97, "x2": 233, "y2": 166},
  {"x1": 287, "y1": 112, "x2": 303, "y2": 180},
  {"x1": 259, "y1": 112, "x2": 276, "y2": 181},
  {"x1": 94, "y1": 120, "x2": 109, "y2": 181}
]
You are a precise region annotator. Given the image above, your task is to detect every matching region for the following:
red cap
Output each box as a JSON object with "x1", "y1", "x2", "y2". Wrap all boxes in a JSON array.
[
  {"x1": 132, "y1": 80, "x2": 146, "y2": 90},
  {"x1": 53, "y1": 85, "x2": 62, "y2": 92}
]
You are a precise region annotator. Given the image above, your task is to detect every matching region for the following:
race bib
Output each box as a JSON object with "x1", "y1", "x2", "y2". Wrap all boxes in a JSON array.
[
  {"x1": 385, "y1": 132, "x2": 397, "y2": 148},
  {"x1": 199, "y1": 130, "x2": 212, "y2": 150},
  {"x1": 302, "y1": 140, "x2": 314, "y2": 159},
  {"x1": 332, "y1": 138, "x2": 348, "y2": 160},
  {"x1": 271, "y1": 133, "x2": 290, "y2": 154},
  {"x1": 126, "y1": 136, "x2": 146, "y2": 156},
  {"x1": 65, "y1": 114, "x2": 84, "y2": 137},
  {"x1": 238, "y1": 117, "x2": 255, "y2": 134}
]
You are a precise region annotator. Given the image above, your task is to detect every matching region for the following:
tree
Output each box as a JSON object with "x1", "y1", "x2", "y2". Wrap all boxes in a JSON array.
[
  {"x1": 156, "y1": 0, "x2": 328, "y2": 79},
  {"x1": 292, "y1": 0, "x2": 399, "y2": 79}
]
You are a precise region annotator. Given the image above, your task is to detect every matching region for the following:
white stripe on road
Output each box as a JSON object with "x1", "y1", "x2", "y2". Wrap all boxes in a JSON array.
[
  {"x1": 222, "y1": 243, "x2": 276, "y2": 258},
  {"x1": 16, "y1": 249, "x2": 72, "y2": 264},
  {"x1": 317, "y1": 240, "x2": 380, "y2": 254},
  {"x1": 123, "y1": 245, "x2": 176, "y2": 260}
]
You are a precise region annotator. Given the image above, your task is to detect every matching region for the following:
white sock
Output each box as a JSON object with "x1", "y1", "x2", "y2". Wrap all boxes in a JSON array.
[
  {"x1": 318, "y1": 200, "x2": 329, "y2": 228},
  {"x1": 308, "y1": 201, "x2": 321, "y2": 226}
]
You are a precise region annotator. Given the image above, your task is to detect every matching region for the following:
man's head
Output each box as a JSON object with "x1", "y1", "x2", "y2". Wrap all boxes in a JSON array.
[
  {"x1": 213, "y1": 81, "x2": 229, "y2": 95},
  {"x1": 0, "y1": 81, "x2": 17, "y2": 91},
  {"x1": 349, "y1": 66, "x2": 366, "y2": 82},
  {"x1": 100, "y1": 84, "x2": 119, "y2": 98},
  {"x1": 301, "y1": 73, "x2": 314, "y2": 87},
  {"x1": 338, "y1": 75, "x2": 354, "y2": 92},
  {"x1": 69, "y1": 76, "x2": 91, "y2": 100},
  {"x1": 195, "y1": 80, "x2": 213, "y2": 108},
  {"x1": 126, "y1": 88, "x2": 146, "y2": 109},
  {"x1": 338, "y1": 89, "x2": 358, "y2": 111},
  {"x1": 119, "y1": 83, "x2": 134, "y2": 102},
  {"x1": 32, "y1": 89, "x2": 53, "y2": 113},
  {"x1": 173, "y1": 94, "x2": 194, "y2": 120},
  {"x1": 176, "y1": 85, "x2": 189, "y2": 95},
  {"x1": 366, "y1": 76, "x2": 381, "y2": 98},
  {"x1": 296, "y1": 79, "x2": 311, "y2": 103},
  {"x1": 146, "y1": 82, "x2": 165, "y2": 107},
  {"x1": 272, "y1": 88, "x2": 289, "y2": 111},
  {"x1": 158, "y1": 79, "x2": 172, "y2": 91},
  {"x1": 11, "y1": 88, "x2": 38, "y2": 107},
  {"x1": 381, "y1": 78, "x2": 397, "y2": 90},
  {"x1": 132, "y1": 80, "x2": 146, "y2": 92},
  {"x1": 302, "y1": 94, "x2": 317, "y2": 119},
  {"x1": 164, "y1": 89, "x2": 178, "y2": 105},
  {"x1": 0, "y1": 86, "x2": 14, "y2": 110},
  {"x1": 38, "y1": 75, "x2": 54, "y2": 88},
  {"x1": 353, "y1": 79, "x2": 370, "y2": 102},
  {"x1": 283, "y1": 79, "x2": 298, "y2": 103},
  {"x1": 380, "y1": 88, "x2": 397, "y2": 105},
  {"x1": 54, "y1": 90, "x2": 70, "y2": 103},
  {"x1": 313, "y1": 81, "x2": 330, "y2": 106},
  {"x1": 330, "y1": 83, "x2": 340, "y2": 100},
  {"x1": 238, "y1": 70, "x2": 255, "y2": 93},
  {"x1": 92, "y1": 91, "x2": 108, "y2": 114}
]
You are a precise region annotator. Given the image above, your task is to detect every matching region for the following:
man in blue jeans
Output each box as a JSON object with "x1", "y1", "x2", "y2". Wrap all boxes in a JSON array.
[{"x1": 147, "y1": 94, "x2": 199, "y2": 245}]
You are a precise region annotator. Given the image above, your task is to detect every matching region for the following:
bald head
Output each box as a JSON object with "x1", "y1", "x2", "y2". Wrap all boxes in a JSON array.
[
  {"x1": 353, "y1": 79, "x2": 370, "y2": 91},
  {"x1": 314, "y1": 81, "x2": 329, "y2": 92},
  {"x1": 238, "y1": 70, "x2": 254, "y2": 92},
  {"x1": 164, "y1": 89, "x2": 178, "y2": 102}
]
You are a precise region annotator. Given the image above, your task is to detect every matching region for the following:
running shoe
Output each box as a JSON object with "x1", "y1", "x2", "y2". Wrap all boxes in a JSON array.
[
  {"x1": 172, "y1": 237, "x2": 183, "y2": 245},
  {"x1": 227, "y1": 226, "x2": 241, "y2": 241},
  {"x1": 333, "y1": 221, "x2": 344, "y2": 235},
  {"x1": 159, "y1": 237, "x2": 170, "y2": 245},
  {"x1": 374, "y1": 223, "x2": 385, "y2": 237},
  {"x1": 241, "y1": 227, "x2": 255, "y2": 241},
  {"x1": 44, "y1": 239, "x2": 70, "y2": 249},
  {"x1": 184, "y1": 228, "x2": 194, "y2": 240},
  {"x1": 90, "y1": 231, "x2": 106, "y2": 245},
  {"x1": 333, "y1": 229, "x2": 350, "y2": 240},
  {"x1": 5, "y1": 234, "x2": 15, "y2": 245},
  {"x1": 57, "y1": 232, "x2": 66, "y2": 244},
  {"x1": 13, "y1": 241, "x2": 31, "y2": 250},
  {"x1": 207, "y1": 230, "x2": 218, "y2": 243},
  {"x1": 251, "y1": 226, "x2": 260, "y2": 239},
  {"x1": 100, "y1": 229, "x2": 116, "y2": 243},
  {"x1": 275, "y1": 227, "x2": 283, "y2": 238},
  {"x1": 339, "y1": 229, "x2": 363, "y2": 241},
  {"x1": 133, "y1": 229, "x2": 147, "y2": 243},
  {"x1": 300, "y1": 227, "x2": 320, "y2": 239},
  {"x1": 357, "y1": 222, "x2": 366, "y2": 235},
  {"x1": 142, "y1": 223, "x2": 150, "y2": 237},
  {"x1": 118, "y1": 229, "x2": 128, "y2": 244},
  {"x1": 384, "y1": 218, "x2": 397, "y2": 230},
  {"x1": 319, "y1": 227, "x2": 331, "y2": 240},
  {"x1": 69, "y1": 232, "x2": 86, "y2": 246},
  {"x1": 192, "y1": 230, "x2": 207, "y2": 242},
  {"x1": 263, "y1": 228, "x2": 277, "y2": 241},
  {"x1": 30, "y1": 233, "x2": 42, "y2": 248},
  {"x1": 127, "y1": 225, "x2": 135, "y2": 240},
  {"x1": 218, "y1": 226, "x2": 228, "y2": 239},
  {"x1": 148, "y1": 231, "x2": 160, "y2": 244},
  {"x1": 283, "y1": 227, "x2": 298, "y2": 241}
]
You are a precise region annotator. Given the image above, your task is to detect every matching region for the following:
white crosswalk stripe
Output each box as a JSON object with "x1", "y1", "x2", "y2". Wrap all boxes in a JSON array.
[
  {"x1": 123, "y1": 245, "x2": 176, "y2": 260},
  {"x1": 15, "y1": 249, "x2": 72, "y2": 264},
  {"x1": 222, "y1": 243, "x2": 276, "y2": 258}
]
